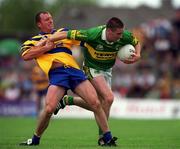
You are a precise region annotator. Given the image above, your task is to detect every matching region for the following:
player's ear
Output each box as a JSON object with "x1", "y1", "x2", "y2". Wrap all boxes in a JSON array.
[{"x1": 37, "y1": 22, "x2": 41, "y2": 28}]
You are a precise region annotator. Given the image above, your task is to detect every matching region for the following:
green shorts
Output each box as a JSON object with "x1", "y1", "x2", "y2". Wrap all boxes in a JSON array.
[{"x1": 83, "y1": 66, "x2": 112, "y2": 87}]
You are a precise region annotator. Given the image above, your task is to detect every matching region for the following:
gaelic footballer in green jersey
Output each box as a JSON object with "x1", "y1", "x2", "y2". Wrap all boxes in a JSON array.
[{"x1": 67, "y1": 25, "x2": 139, "y2": 70}]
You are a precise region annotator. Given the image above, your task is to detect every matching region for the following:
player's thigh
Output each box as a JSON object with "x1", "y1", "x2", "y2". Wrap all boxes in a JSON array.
[
  {"x1": 45, "y1": 85, "x2": 66, "y2": 109},
  {"x1": 74, "y1": 80, "x2": 99, "y2": 106},
  {"x1": 91, "y1": 76, "x2": 113, "y2": 100}
]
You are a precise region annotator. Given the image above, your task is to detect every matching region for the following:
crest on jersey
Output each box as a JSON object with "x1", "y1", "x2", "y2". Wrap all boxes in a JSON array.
[
  {"x1": 96, "y1": 45, "x2": 104, "y2": 51},
  {"x1": 115, "y1": 45, "x2": 121, "y2": 51}
]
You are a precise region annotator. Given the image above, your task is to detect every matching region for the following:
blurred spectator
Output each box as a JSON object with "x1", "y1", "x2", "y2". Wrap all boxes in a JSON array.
[
  {"x1": 157, "y1": 71, "x2": 172, "y2": 99},
  {"x1": 4, "y1": 83, "x2": 20, "y2": 101},
  {"x1": 172, "y1": 55, "x2": 180, "y2": 99},
  {"x1": 31, "y1": 66, "x2": 48, "y2": 114},
  {"x1": 19, "y1": 74, "x2": 33, "y2": 100},
  {"x1": 171, "y1": 8, "x2": 180, "y2": 53}
]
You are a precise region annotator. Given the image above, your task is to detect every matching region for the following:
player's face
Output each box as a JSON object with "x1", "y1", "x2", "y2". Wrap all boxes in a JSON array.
[
  {"x1": 37, "y1": 13, "x2": 54, "y2": 33},
  {"x1": 106, "y1": 27, "x2": 124, "y2": 42}
]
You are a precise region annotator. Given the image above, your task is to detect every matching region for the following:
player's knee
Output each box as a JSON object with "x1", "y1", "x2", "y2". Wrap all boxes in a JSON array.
[
  {"x1": 45, "y1": 104, "x2": 55, "y2": 114},
  {"x1": 105, "y1": 93, "x2": 114, "y2": 106},
  {"x1": 91, "y1": 99, "x2": 101, "y2": 112}
]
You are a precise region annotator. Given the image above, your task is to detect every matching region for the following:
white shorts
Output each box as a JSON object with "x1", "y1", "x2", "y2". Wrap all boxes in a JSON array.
[{"x1": 83, "y1": 66, "x2": 112, "y2": 87}]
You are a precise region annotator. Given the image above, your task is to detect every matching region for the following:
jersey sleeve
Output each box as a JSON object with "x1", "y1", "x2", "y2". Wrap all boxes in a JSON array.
[
  {"x1": 67, "y1": 29, "x2": 89, "y2": 42},
  {"x1": 67, "y1": 26, "x2": 103, "y2": 42},
  {"x1": 20, "y1": 39, "x2": 35, "y2": 56}
]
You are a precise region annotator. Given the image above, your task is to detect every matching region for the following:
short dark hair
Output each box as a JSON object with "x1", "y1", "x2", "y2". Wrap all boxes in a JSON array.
[
  {"x1": 106, "y1": 17, "x2": 124, "y2": 31},
  {"x1": 35, "y1": 11, "x2": 49, "y2": 23}
]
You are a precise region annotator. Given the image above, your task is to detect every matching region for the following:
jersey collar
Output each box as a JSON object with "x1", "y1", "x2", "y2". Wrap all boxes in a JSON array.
[{"x1": 101, "y1": 28, "x2": 114, "y2": 45}]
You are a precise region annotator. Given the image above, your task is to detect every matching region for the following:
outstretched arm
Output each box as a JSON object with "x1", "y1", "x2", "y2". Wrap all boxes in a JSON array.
[
  {"x1": 35, "y1": 31, "x2": 68, "y2": 47},
  {"x1": 49, "y1": 31, "x2": 68, "y2": 42}
]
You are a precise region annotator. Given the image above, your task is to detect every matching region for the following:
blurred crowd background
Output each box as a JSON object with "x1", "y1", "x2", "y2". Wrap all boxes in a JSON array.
[{"x1": 0, "y1": 0, "x2": 180, "y2": 103}]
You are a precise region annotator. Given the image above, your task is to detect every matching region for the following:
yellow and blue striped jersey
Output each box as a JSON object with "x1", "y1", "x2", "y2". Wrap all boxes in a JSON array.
[{"x1": 21, "y1": 28, "x2": 81, "y2": 75}]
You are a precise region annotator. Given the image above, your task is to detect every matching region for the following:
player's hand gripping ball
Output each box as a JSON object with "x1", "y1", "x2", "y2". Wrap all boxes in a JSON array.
[{"x1": 117, "y1": 44, "x2": 135, "y2": 61}]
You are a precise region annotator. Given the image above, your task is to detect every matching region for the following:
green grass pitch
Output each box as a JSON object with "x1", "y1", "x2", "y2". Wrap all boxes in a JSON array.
[{"x1": 0, "y1": 117, "x2": 180, "y2": 149}]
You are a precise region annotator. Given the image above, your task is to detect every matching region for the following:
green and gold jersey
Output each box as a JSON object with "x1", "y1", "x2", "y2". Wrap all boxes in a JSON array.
[
  {"x1": 67, "y1": 25, "x2": 138, "y2": 70},
  {"x1": 21, "y1": 28, "x2": 81, "y2": 75}
]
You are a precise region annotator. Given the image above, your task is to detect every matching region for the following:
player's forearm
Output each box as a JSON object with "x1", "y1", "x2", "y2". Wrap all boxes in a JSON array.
[
  {"x1": 49, "y1": 31, "x2": 68, "y2": 42},
  {"x1": 22, "y1": 46, "x2": 50, "y2": 61},
  {"x1": 135, "y1": 42, "x2": 141, "y2": 56}
]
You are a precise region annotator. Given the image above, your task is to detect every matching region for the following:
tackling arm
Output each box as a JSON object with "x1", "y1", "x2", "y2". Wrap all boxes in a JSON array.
[
  {"x1": 35, "y1": 31, "x2": 68, "y2": 47},
  {"x1": 49, "y1": 31, "x2": 68, "y2": 42}
]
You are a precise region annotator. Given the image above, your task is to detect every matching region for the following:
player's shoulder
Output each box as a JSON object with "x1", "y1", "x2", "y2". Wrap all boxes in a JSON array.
[
  {"x1": 120, "y1": 30, "x2": 138, "y2": 46},
  {"x1": 30, "y1": 35, "x2": 43, "y2": 41},
  {"x1": 97, "y1": 25, "x2": 105, "y2": 29},
  {"x1": 86, "y1": 25, "x2": 105, "y2": 38},
  {"x1": 22, "y1": 34, "x2": 40, "y2": 46},
  {"x1": 92, "y1": 25, "x2": 105, "y2": 31},
  {"x1": 121, "y1": 30, "x2": 134, "y2": 39},
  {"x1": 122, "y1": 30, "x2": 132, "y2": 36},
  {"x1": 87, "y1": 25, "x2": 105, "y2": 31}
]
